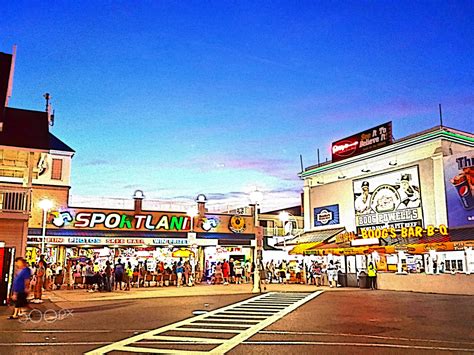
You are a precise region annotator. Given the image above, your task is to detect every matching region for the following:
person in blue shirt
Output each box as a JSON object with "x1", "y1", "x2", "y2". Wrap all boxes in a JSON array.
[{"x1": 9, "y1": 257, "x2": 31, "y2": 319}]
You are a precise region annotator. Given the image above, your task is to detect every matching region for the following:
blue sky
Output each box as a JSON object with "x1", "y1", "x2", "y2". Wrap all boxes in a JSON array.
[{"x1": 1, "y1": 1, "x2": 473, "y2": 209}]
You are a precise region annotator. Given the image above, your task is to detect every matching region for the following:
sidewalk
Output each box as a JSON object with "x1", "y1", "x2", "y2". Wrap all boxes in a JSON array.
[{"x1": 43, "y1": 283, "x2": 354, "y2": 303}]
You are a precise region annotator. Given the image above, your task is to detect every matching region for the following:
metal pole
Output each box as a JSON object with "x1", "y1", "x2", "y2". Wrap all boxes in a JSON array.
[
  {"x1": 252, "y1": 204, "x2": 261, "y2": 293},
  {"x1": 41, "y1": 208, "x2": 47, "y2": 255}
]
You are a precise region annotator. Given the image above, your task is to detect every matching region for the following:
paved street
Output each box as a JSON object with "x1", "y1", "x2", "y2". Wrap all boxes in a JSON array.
[{"x1": 1, "y1": 287, "x2": 472, "y2": 354}]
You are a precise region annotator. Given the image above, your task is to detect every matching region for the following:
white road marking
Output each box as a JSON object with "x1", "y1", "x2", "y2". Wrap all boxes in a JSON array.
[
  {"x1": 259, "y1": 330, "x2": 474, "y2": 346},
  {"x1": 243, "y1": 341, "x2": 474, "y2": 352},
  {"x1": 85, "y1": 291, "x2": 323, "y2": 354}
]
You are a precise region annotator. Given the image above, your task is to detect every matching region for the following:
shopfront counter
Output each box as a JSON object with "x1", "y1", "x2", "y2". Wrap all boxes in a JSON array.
[{"x1": 377, "y1": 272, "x2": 474, "y2": 295}]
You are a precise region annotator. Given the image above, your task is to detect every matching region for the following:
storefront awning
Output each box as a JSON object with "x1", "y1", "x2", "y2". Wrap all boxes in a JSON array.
[
  {"x1": 289, "y1": 242, "x2": 323, "y2": 255},
  {"x1": 282, "y1": 227, "x2": 345, "y2": 246}
]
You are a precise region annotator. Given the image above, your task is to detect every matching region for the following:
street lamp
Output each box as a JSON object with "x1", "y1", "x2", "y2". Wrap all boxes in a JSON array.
[
  {"x1": 38, "y1": 199, "x2": 54, "y2": 255},
  {"x1": 249, "y1": 188, "x2": 263, "y2": 293},
  {"x1": 278, "y1": 211, "x2": 291, "y2": 250}
]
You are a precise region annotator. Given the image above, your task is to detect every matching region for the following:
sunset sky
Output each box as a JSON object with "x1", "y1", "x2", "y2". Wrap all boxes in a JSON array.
[{"x1": 2, "y1": 1, "x2": 473, "y2": 210}]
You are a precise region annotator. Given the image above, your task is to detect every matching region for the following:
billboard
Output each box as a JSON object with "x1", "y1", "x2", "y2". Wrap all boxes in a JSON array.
[
  {"x1": 353, "y1": 166, "x2": 424, "y2": 233},
  {"x1": 314, "y1": 204, "x2": 340, "y2": 227},
  {"x1": 443, "y1": 150, "x2": 474, "y2": 228},
  {"x1": 332, "y1": 122, "x2": 392, "y2": 162}
]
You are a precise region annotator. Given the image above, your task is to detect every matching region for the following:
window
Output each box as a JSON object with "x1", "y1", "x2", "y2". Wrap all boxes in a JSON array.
[{"x1": 51, "y1": 159, "x2": 63, "y2": 180}]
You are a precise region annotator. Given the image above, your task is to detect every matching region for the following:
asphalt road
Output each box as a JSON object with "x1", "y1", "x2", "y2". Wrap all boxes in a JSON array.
[{"x1": 1, "y1": 290, "x2": 472, "y2": 354}]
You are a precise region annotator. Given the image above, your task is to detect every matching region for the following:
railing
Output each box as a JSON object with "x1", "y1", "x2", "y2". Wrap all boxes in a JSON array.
[
  {"x1": 263, "y1": 227, "x2": 304, "y2": 237},
  {"x1": 0, "y1": 186, "x2": 30, "y2": 214}
]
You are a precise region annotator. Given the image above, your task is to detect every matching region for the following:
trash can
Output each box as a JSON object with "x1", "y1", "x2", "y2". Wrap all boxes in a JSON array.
[
  {"x1": 337, "y1": 271, "x2": 347, "y2": 287},
  {"x1": 359, "y1": 271, "x2": 370, "y2": 289}
]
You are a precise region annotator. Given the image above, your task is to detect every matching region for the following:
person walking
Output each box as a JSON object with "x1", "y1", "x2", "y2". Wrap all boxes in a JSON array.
[
  {"x1": 9, "y1": 257, "x2": 31, "y2": 320},
  {"x1": 234, "y1": 261, "x2": 243, "y2": 284},
  {"x1": 215, "y1": 262, "x2": 223, "y2": 284},
  {"x1": 368, "y1": 262, "x2": 377, "y2": 290},
  {"x1": 183, "y1": 261, "x2": 190, "y2": 286},
  {"x1": 114, "y1": 258, "x2": 124, "y2": 290},
  {"x1": 63, "y1": 259, "x2": 74, "y2": 290},
  {"x1": 176, "y1": 259, "x2": 184, "y2": 287},
  {"x1": 327, "y1": 260, "x2": 337, "y2": 288},
  {"x1": 32, "y1": 256, "x2": 46, "y2": 303},
  {"x1": 85, "y1": 261, "x2": 95, "y2": 292},
  {"x1": 125, "y1": 262, "x2": 133, "y2": 291},
  {"x1": 222, "y1": 260, "x2": 230, "y2": 285},
  {"x1": 104, "y1": 261, "x2": 112, "y2": 292}
]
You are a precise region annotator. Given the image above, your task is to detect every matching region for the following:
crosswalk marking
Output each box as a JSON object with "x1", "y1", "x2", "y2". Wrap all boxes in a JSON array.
[{"x1": 85, "y1": 291, "x2": 323, "y2": 355}]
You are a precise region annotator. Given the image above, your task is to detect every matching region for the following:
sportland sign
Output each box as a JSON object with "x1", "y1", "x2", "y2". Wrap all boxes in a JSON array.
[{"x1": 331, "y1": 122, "x2": 393, "y2": 162}]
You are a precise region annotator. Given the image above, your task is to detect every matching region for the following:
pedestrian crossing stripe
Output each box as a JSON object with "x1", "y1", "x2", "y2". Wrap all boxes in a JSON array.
[{"x1": 85, "y1": 291, "x2": 323, "y2": 355}]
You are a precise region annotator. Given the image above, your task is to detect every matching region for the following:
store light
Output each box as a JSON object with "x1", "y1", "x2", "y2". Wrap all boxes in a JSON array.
[
  {"x1": 338, "y1": 175, "x2": 346, "y2": 180},
  {"x1": 279, "y1": 211, "x2": 290, "y2": 223},
  {"x1": 187, "y1": 207, "x2": 198, "y2": 218},
  {"x1": 361, "y1": 168, "x2": 371, "y2": 173},
  {"x1": 39, "y1": 199, "x2": 54, "y2": 211},
  {"x1": 389, "y1": 160, "x2": 398, "y2": 166},
  {"x1": 133, "y1": 190, "x2": 145, "y2": 199},
  {"x1": 196, "y1": 194, "x2": 207, "y2": 203}
]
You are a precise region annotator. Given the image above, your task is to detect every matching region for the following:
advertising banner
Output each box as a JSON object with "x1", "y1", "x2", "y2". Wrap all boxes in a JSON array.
[
  {"x1": 331, "y1": 122, "x2": 392, "y2": 162},
  {"x1": 39, "y1": 208, "x2": 255, "y2": 235},
  {"x1": 314, "y1": 204, "x2": 340, "y2": 227},
  {"x1": 353, "y1": 166, "x2": 424, "y2": 233},
  {"x1": 443, "y1": 150, "x2": 474, "y2": 228}
]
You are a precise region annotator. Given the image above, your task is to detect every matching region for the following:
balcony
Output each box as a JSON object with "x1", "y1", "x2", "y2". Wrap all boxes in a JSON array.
[
  {"x1": 0, "y1": 186, "x2": 31, "y2": 218},
  {"x1": 263, "y1": 227, "x2": 304, "y2": 237}
]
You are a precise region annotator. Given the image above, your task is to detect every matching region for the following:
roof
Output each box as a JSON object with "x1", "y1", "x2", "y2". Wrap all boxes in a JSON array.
[
  {"x1": 283, "y1": 227, "x2": 345, "y2": 245},
  {"x1": 50, "y1": 133, "x2": 75, "y2": 152},
  {"x1": 0, "y1": 107, "x2": 49, "y2": 151},
  {"x1": 301, "y1": 125, "x2": 474, "y2": 177}
]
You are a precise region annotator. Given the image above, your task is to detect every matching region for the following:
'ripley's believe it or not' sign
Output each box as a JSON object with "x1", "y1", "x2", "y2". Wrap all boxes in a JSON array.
[{"x1": 331, "y1": 122, "x2": 392, "y2": 162}]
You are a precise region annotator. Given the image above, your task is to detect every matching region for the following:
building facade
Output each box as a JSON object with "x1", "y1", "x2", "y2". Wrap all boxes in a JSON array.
[{"x1": 299, "y1": 123, "x2": 474, "y2": 276}]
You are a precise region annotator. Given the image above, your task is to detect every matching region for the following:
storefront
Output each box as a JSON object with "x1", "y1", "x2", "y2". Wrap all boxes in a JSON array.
[
  {"x1": 299, "y1": 124, "x2": 474, "y2": 289},
  {"x1": 26, "y1": 196, "x2": 258, "y2": 276}
]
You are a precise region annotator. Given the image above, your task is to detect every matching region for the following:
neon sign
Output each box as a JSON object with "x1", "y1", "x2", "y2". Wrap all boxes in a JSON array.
[{"x1": 51, "y1": 211, "x2": 191, "y2": 231}]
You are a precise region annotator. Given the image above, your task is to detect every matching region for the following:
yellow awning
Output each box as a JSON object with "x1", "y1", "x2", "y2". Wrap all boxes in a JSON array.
[{"x1": 289, "y1": 242, "x2": 322, "y2": 255}]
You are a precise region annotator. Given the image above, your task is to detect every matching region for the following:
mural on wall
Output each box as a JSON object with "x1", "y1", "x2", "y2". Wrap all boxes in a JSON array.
[
  {"x1": 444, "y1": 150, "x2": 474, "y2": 228},
  {"x1": 353, "y1": 166, "x2": 424, "y2": 233}
]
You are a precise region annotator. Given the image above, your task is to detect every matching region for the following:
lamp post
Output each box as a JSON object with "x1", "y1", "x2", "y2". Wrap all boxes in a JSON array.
[
  {"x1": 249, "y1": 188, "x2": 263, "y2": 293},
  {"x1": 278, "y1": 211, "x2": 291, "y2": 251},
  {"x1": 187, "y1": 207, "x2": 198, "y2": 232},
  {"x1": 38, "y1": 199, "x2": 53, "y2": 256}
]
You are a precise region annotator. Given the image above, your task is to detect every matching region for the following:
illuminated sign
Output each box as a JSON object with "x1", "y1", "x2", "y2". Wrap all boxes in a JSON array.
[
  {"x1": 332, "y1": 122, "x2": 392, "y2": 162},
  {"x1": 360, "y1": 225, "x2": 448, "y2": 239},
  {"x1": 229, "y1": 215, "x2": 246, "y2": 233},
  {"x1": 335, "y1": 231, "x2": 356, "y2": 244},
  {"x1": 444, "y1": 150, "x2": 474, "y2": 228},
  {"x1": 353, "y1": 166, "x2": 424, "y2": 233},
  {"x1": 49, "y1": 211, "x2": 192, "y2": 231},
  {"x1": 314, "y1": 205, "x2": 339, "y2": 227},
  {"x1": 27, "y1": 236, "x2": 188, "y2": 246}
]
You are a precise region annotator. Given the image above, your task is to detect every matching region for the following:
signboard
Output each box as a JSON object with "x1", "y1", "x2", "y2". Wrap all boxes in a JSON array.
[
  {"x1": 27, "y1": 236, "x2": 188, "y2": 246},
  {"x1": 359, "y1": 225, "x2": 448, "y2": 239},
  {"x1": 443, "y1": 150, "x2": 474, "y2": 228},
  {"x1": 314, "y1": 204, "x2": 340, "y2": 227},
  {"x1": 353, "y1": 166, "x2": 424, "y2": 233},
  {"x1": 41, "y1": 209, "x2": 255, "y2": 235},
  {"x1": 332, "y1": 122, "x2": 392, "y2": 162}
]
